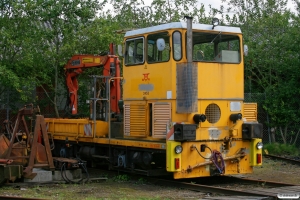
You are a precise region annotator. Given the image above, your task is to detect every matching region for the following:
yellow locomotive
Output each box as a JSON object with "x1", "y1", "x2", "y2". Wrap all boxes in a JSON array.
[{"x1": 45, "y1": 17, "x2": 263, "y2": 179}]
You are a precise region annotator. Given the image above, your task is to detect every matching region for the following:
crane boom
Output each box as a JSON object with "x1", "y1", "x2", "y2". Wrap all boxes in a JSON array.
[{"x1": 64, "y1": 44, "x2": 120, "y2": 115}]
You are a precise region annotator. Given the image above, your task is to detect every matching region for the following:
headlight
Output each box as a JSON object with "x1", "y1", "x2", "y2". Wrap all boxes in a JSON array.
[
  {"x1": 175, "y1": 145, "x2": 183, "y2": 154},
  {"x1": 256, "y1": 142, "x2": 263, "y2": 150}
]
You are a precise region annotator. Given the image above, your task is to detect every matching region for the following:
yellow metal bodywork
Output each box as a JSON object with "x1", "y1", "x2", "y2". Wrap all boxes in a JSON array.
[
  {"x1": 45, "y1": 118, "x2": 108, "y2": 141},
  {"x1": 173, "y1": 141, "x2": 253, "y2": 179},
  {"x1": 123, "y1": 63, "x2": 172, "y2": 100},
  {"x1": 123, "y1": 33, "x2": 244, "y2": 101},
  {"x1": 195, "y1": 62, "x2": 244, "y2": 99},
  {"x1": 166, "y1": 141, "x2": 181, "y2": 172},
  {"x1": 44, "y1": 118, "x2": 166, "y2": 149},
  {"x1": 121, "y1": 29, "x2": 257, "y2": 178}
]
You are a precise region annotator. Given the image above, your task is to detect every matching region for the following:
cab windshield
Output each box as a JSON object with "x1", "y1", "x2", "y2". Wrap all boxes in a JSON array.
[{"x1": 192, "y1": 32, "x2": 240, "y2": 63}]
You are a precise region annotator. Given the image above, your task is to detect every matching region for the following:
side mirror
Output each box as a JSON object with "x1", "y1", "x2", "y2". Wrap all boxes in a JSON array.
[
  {"x1": 157, "y1": 38, "x2": 166, "y2": 51},
  {"x1": 244, "y1": 45, "x2": 248, "y2": 56},
  {"x1": 128, "y1": 46, "x2": 133, "y2": 57},
  {"x1": 118, "y1": 44, "x2": 123, "y2": 56}
]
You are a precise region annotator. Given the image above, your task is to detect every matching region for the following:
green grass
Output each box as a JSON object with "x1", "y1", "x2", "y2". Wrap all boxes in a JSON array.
[{"x1": 263, "y1": 143, "x2": 300, "y2": 156}]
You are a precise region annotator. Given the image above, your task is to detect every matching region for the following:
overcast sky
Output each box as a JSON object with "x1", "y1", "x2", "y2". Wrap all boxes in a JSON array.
[
  {"x1": 104, "y1": 0, "x2": 297, "y2": 17},
  {"x1": 200, "y1": 0, "x2": 296, "y2": 11},
  {"x1": 143, "y1": 0, "x2": 297, "y2": 13}
]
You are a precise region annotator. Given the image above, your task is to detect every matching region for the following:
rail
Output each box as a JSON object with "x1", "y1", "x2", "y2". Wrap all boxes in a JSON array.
[
  {"x1": 144, "y1": 176, "x2": 300, "y2": 199},
  {"x1": 264, "y1": 154, "x2": 300, "y2": 166}
]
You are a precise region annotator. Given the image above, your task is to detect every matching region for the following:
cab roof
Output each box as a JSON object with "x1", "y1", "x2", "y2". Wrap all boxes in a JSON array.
[{"x1": 124, "y1": 22, "x2": 242, "y2": 37}]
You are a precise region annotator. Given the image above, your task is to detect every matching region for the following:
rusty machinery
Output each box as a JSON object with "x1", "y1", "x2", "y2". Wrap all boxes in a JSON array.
[
  {"x1": 0, "y1": 104, "x2": 55, "y2": 182},
  {"x1": 0, "y1": 104, "x2": 89, "y2": 184}
]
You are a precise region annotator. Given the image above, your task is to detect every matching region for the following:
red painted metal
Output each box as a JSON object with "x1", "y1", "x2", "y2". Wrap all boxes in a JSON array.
[
  {"x1": 64, "y1": 43, "x2": 121, "y2": 115},
  {"x1": 0, "y1": 159, "x2": 13, "y2": 164}
]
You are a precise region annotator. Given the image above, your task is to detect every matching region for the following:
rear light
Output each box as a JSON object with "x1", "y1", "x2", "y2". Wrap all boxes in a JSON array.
[
  {"x1": 257, "y1": 154, "x2": 262, "y2": 164},
  {"x1": 175, "y1": 158, "x2": 180, "y2": 169}
]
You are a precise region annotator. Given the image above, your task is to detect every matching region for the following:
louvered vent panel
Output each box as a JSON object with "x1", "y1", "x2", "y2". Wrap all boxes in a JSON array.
[
  {"x1": 124, "y1": 104, "x2": 146, "y2": 137},
  {"x1": 153, "y1": 103, "x2": 171, "y2": 138},
  {"x1": 124, "y1": 104, "x2": 131, "y2": 136},
  {"x1": 243, "y1": 103, "x2": 257, "y2": 121}
]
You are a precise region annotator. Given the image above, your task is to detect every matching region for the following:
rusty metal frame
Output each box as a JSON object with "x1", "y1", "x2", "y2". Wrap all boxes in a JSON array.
[{"x1": 4, "y1": 105, "x2": 55, "y2": 179}]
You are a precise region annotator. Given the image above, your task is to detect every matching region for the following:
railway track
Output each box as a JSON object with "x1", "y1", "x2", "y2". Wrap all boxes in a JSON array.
[
  {"x1": 193, "y1": 175, "x2": 296, "y2": 187},
  {"x1": 1, "y1": 169, "x2": 299, "y2": 200},
  {"x1": 145, "y1": 176, "x2": 300, "y2": 200},
  {"x1": 264, "y1": 154, "x2": 300, "y2": 165}
]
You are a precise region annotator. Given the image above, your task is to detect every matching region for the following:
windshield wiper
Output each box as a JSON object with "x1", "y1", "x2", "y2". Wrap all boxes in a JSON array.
[{"x1": 211, "y1": 32, "x2": 221, "y2": 43}]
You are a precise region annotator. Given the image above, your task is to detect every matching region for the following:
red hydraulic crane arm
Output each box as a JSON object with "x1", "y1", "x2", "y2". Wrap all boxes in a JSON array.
[{"x1": 65, "y1": 45, "x2": 120, "y2": 115}]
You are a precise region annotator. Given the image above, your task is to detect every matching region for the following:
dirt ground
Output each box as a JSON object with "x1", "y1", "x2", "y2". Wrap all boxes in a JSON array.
[
  {"x1": 246, "y1": 157, "x2": 300, "y2": 185},
  {"x1": 0, "y1": 157, "x2": 299, "y2": 200}
]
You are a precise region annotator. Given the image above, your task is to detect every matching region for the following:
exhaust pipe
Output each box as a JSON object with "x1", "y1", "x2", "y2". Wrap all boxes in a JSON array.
[
  {"x1": 176, "y1": 16, "x2": 197, "y2": 114},
  {"x1": 185, "y1": 16, "x2": 193, "y2": 63}
]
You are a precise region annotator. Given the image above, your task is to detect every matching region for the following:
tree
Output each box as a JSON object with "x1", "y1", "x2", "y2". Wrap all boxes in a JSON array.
[
  {"x1": 106, "y1": 0, "x2": 209, "y2": 28},
  {"x1": 0, "y1": 1, "x2": 117, "y2": 118},
  {"x1": 263, "y1": 1, "x2": 300, "y2": 145},
  {"x1": 0, "y1": 1, "x2": 40, "y2": 105},
  {"x1": 23, "y1": 0, "x2": 102, "y2": 117},
  {"x1": 70, "y1": 16, "x2": 125, "y2": 116},
  {"x1": 222, "y1": 0, "x2": 300, "y2": 144}
]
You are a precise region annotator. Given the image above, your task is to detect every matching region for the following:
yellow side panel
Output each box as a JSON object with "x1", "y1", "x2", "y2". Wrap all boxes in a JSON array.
[
  {"x1": 197, "y1": 62, "x2": 244, "y2": 99},
  {"x1": 244, "y1": 103, "x2": 258, "y2": 121},
  {"x1": 44, "y1": 118, "x2": 108, "y2": 139},
  {"x1": 95, "y1": 121, "x2": 109, "y2": 137},
  {"x1": 166, "y1": 141, "x2": 181, "y2": 172},
  {"x1": 123, "y1": 62, "x2": 172, "y2": 100},
  {"x1": 109, "y1": 139, "x2": 165, "y2": 150},
  {"x1": 250, "y1": 138, "x2": 263, "y2": 166}
]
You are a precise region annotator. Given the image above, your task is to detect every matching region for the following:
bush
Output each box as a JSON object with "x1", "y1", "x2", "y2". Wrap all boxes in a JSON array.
[{"x1": 264, "y1": 143, "x2": 300, "y2": 156}]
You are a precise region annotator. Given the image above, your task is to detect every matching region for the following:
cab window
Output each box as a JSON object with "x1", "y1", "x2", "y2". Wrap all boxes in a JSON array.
[
  {"x1": 147, "y1": 32, "x2": 170, "y2": 63},
  {"x1": 125, "y1": 37, "x2": 144, "y2": 65},
  {"x1": 173, "y1": 31, "x2": 182, "y2": 61},
  {"x1": 192, "y1": 32, "x2": 240, "y2": 63}
]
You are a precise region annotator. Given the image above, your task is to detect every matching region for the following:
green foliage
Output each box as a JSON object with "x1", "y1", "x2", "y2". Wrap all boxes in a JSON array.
[
  {"x1": 136, "y1": 178, "x2": 147, "y2": 184},
  {"x1": 264, "y1": 143, "x2": 300, "y2": 156},
  {"x1": 105, "y1": 0, "x2": 207, "y2": 28},
  {"x1": 74, "y1": 17, "x2": 123, "y2": 55},
  {"x1": 113, "y1": 174, "x2": 130, "y2": 182},
  {"x1": 0, "y1": 0, "x2": 105, "y2": 117},
  {"x1": 221, "y1": 0, "x2": 300, "y2": 144},
  {"x1": 0, "y1": 1, "x2": 41, "y2": 103}
]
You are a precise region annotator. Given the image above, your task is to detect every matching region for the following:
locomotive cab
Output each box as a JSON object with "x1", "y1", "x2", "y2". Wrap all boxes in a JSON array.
[{"x1": 121, "y1": 17, "x2": 263, "y2": 178}]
